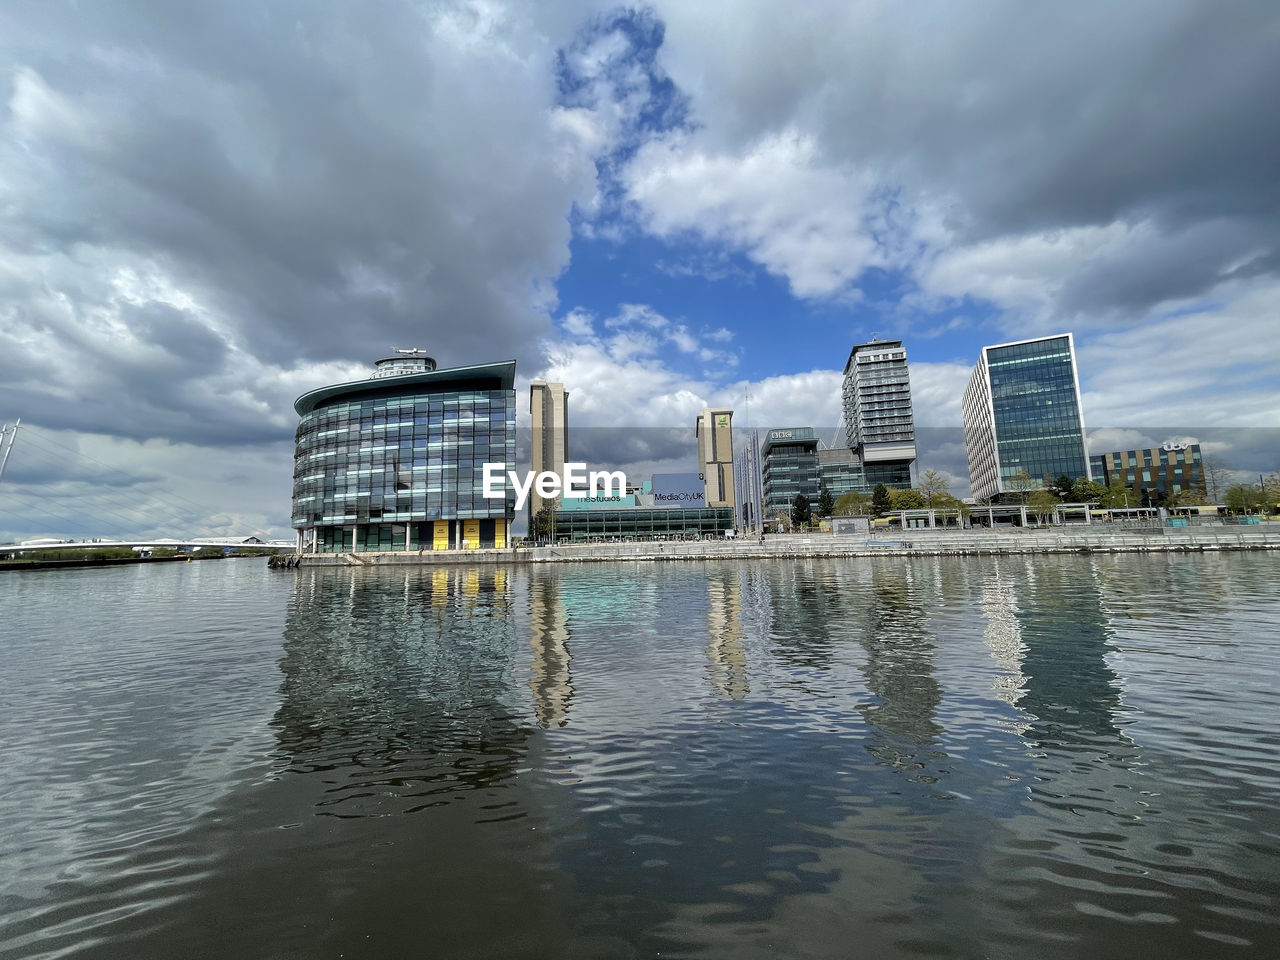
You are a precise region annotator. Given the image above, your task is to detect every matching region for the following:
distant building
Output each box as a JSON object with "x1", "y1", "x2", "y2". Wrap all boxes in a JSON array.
[
  {"x1": 842, "y1": 339, "x2": 916, "y2": 488},
  {"x1": 817, "y1": 446, "x2": 868, "y2": 499},
  {"x1": 963, "y1": 333, "x2": 1090, "y2": 503},
  {"x1": 736, "y1": 428, "x2": 765, "y2": 532},
  {"x1": 1090, "y1": 442, "x2": 1206, "y2": 505},
  {"x1": 551, "y1": 474, "x2": 732, "y2": 541},
  {"x1": 291, "y1": 351, "x2": 516, "y2": 552},
  {"x1": 761, "y1": 428, "x2": 820, "y2": 517},
  {"x1": 696, "y1": 408, "x2": 735, "y2": 508},
  {"x1": 529, "y1": 380, "x2": 569, "y2": 522}
]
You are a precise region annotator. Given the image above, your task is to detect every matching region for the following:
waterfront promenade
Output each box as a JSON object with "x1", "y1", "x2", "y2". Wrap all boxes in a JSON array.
[{"x1": 278, "y1": 521, "x2": 1280, "y2": 567}]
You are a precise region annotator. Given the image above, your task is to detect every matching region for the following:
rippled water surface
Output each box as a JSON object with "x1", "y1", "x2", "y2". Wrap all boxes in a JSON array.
[{"x1": 2, "y1": 554, "x2": 1279, "y2": 958}]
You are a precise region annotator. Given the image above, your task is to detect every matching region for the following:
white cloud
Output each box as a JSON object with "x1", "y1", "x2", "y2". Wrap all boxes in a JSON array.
[
  {"x1": 624, "y1": 130, "x2": 880, "y2": 298},
  {"x1": 560, "y1": 307, "x2": 596, "y2": 337},
  {"x1": 1078, "y1": 279, "x2": 1280, "y2": 428},
  {"x1": 919, "y1": 222, "x2": 1135, "y2": 316}
]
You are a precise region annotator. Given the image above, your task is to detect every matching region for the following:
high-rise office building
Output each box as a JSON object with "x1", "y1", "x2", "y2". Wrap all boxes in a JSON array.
[
  {"x1": 963, "y1": 333, "x2": 1089, "y2": 503},
  {"x1": 291, "y1": 351, "x2": 516, "y2": 552},
  {"x1": 529, "y1": 380, "x2": 569, "y2": 522},
  {"x1": 761, "y1": 427, "x2": 820, "y2": 517},
  {"x1": 736, "y1": 428, "x2": 765, "y2": 532},
  {"x1": 842, "y1": 339, "x2": 916, "y2": 488},
  {"x1": 696, "y1": 408, "x2": 735, "y2": 508}
]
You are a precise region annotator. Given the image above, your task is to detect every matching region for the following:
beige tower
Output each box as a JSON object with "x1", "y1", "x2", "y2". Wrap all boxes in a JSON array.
[
  {"x1": 696, "y1": 407, "x2": 735, "y2": 508},
  {"x1": 529, "y1": 380, "x2": 569, "y2": 522}
]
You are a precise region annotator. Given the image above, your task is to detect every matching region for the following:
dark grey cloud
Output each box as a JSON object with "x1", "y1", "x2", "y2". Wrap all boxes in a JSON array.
[
  {"x1": 0, "y1": 0, "x2": 600, "y2": 443},
  {"x1": 650, "y1": 0, "x2": 1280, "y2": 319}
]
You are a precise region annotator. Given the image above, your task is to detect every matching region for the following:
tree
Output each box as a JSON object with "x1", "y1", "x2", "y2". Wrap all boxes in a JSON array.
[
  {"x1": 817, "y1": 486, "x2": 835, "y2": 519},
  {"x1": 1047, "y1": 474, "x2": 1075, "y2": 500},
  {"x1": 1166, "y1": 488, "x2": 1208, "y2": 509},
  {"x1": 918, "y1": 469, "x2": 950, "y2": 507},
  {"x1": 890, "y1": 488, "x2": 926, "y2": 511},
  {"x1": 931, "y1": 491, "x2": 970, "y2": 515},
  {"x1": 834, "y1": 490, "x2": 871, "y2": 516},
  {"x1": 1099, "y1": 485, "x2": 1135, "y2": 509},
  {"x1": 1006, "y1": 470, "x2": 1036, "y2": 504},
  {"x1": 1027, "y1": 489, "x2": 1058, "y2": 523},
  {"x1": 531, "y1": 498, "x2": 560, "y2": 541},
  {"x1": 1071, "y1": 477, "x2": 1109, "y2": 503},
  {"x1": 1225, "y1": 485, "x2": 1265, "y2": 514},
  {"x1": 792, "y1": 493, "x2": 812, "y2": 526},
  {"x1": 1203, "y1": 456, "x2": 1231, "y2": 504},
  {"x1": 1263, "y1": 469, "x2": 1280, "y2": 510},
  {"x1": 872, "y1": 483, "x2": 891, "y2": 517}
]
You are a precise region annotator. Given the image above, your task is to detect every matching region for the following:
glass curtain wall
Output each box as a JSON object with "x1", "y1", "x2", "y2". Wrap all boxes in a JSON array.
[
  {"x1": 987, "y1": 337, "x2": 1088, "y2": 486},
  {"x1": 292, "y1": 391, "x2": 515, "y2": 551}
]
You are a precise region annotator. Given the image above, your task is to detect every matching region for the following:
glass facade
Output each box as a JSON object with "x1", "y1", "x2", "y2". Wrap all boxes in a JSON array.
[
  {"x1": 761, "y1": 429, "x2": 820, "y2": 514},
  {"x1": 551, "y1": 507, "x2": 734, "y2": 541},
  {"x1": 817, "y1": 448, "x2": 869, "y2": 498},
  {"x1": 863, "y1": 460, "x2": 914, "y2": 489},
  {"x1": 965, "y1": 334, "x2": 1088, "y2": 502},
  {"x1": 987, "y1": 337, "x2": 1087, "y2": 487},
  {"x1": 291, "y1": 361, "x2": 516, "y2": 552}
]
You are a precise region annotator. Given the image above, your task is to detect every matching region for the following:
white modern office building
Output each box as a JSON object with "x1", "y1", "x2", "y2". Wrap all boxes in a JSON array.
[
  {"x1": 841, "y1": 339, "x2": 916, "y2": 489},
  {"x1": 962, "y1": 333, "x2": 1090, "y2": 503}
]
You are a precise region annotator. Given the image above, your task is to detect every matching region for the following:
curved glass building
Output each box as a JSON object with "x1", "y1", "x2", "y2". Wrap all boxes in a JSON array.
[{"x1": 291, "y1": 351, "x2": 516, "y2": 553}]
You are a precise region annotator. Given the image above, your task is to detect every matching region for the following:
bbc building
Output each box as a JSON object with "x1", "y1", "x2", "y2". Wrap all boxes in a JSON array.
[{"x1": 290, "y1": 351, "x2": 515, "y2": 553}]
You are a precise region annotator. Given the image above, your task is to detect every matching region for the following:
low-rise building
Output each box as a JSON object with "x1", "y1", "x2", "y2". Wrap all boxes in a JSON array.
[
  {"x1": 761, "y1": 428, "x2": 820, "y2": 517},
  {"x1": 1089, "y1": 442, "x2": 1206, "y2": 505}
]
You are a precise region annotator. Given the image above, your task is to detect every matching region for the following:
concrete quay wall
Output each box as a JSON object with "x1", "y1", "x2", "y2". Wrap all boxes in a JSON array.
[{"x1": 285, "y1": 524, "x2": 1280, "y2": 567}]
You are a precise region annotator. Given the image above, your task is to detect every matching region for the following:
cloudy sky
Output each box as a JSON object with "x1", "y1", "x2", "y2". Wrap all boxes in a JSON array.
[{"x1": 1, "y1": 0, "x2": 1277, "y2": 541}]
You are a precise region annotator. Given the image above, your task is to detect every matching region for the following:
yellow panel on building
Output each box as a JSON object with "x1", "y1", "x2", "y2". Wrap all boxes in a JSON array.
[
  {"x1": 433, "y1": 521, "x2": 450, "y2": 550},
  {"x1": 463, "y1": 519, "x2": 480, "y2": 548},
  {"x1": 493, "y1": 520, "x2": 506, "y2": 549}
]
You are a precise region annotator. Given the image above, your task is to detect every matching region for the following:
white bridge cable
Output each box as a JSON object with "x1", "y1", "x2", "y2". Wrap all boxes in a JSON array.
[
  {"x1": 15, "y1": 425, "x2": 234, "y2": 519},
  {"x1": 0, "y1": 436, "x2": 202, "y2": 535},
  {"x1": 0, "y1": 492, "x2": 121, "y2": 540},
  {"x1": 0, "y1": 481, "x2": 195, "y2": 540},
  {"x1": 0, "y1": 428, "x2": 242, "y2": 538}
]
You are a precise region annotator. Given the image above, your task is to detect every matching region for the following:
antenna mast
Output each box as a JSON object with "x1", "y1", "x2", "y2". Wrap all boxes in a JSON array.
[{"x1": 0, "y1": 418, "x2": 20, "y2": 486}]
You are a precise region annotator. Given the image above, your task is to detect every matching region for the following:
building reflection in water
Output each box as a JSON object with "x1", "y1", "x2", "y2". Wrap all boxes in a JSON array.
[
  {"x1": 271, "y1": 566, "x2": 527, "y2": 818},
  {"x1": 979, "y1": 558, "x2": 1031, "y2": 735},
  {"x1": 706, "y1": 570, "x2": 749, "y2": 700},
  {"x1": 1014, "y1": 558, "x2": 1127, "y2": 750},
  {"x1": 856, "y1": 564, "x2": 944, "y2": 779},
  {"x1": 528, "y1": 573, "x2": 574, "y2": 729}
]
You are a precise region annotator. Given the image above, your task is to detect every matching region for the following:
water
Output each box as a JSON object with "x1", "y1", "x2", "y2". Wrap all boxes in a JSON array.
[{"x1": 1, "y1": 554, "x2": 1278, "y2": 959}]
